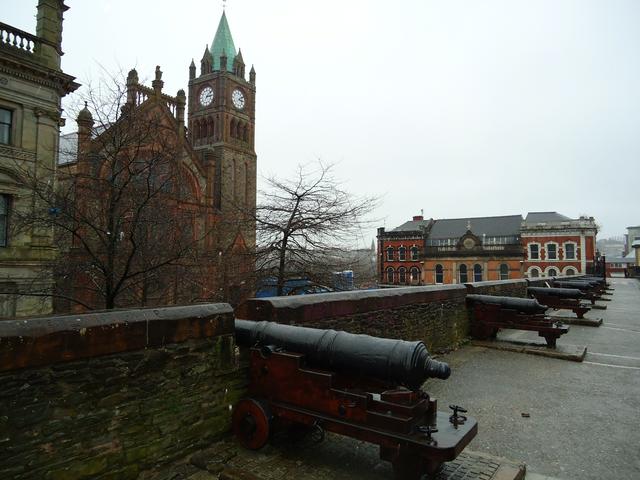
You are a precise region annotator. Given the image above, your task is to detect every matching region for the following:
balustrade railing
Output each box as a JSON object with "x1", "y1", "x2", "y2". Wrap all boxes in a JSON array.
[
  {"x1": 0, "y1": 22, "x2": 39, "y2": 54},
  {"x1": 0, "y1": 22, "x2": 59, "y2": 56},
  {"x1": 128, "y1": 83, "x2": 178, "y2": 116}
]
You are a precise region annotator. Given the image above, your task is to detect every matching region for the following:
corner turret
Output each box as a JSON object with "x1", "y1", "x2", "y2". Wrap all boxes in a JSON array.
[
  {"x1": 201, "y1": 45, "x2": 212, "y2": 75},
  {"x1": 234, "y1": 49, "x2": 245, "y2": 78}
]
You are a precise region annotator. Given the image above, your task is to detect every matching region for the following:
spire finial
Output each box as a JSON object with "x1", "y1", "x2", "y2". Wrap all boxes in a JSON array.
[{"x1": 222, "y1": 0, "x2": 227, "y2": 11}]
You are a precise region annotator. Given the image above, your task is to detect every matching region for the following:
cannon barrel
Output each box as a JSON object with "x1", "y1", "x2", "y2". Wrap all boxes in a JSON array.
[
  {"x1": 466, "y1": 294, "x2": 548, "y2": 314},
  {"x1": 234, "y1": 319, "x2": 450, "y2": 389},
  {"x1": 528, "y1": 287, "x2": 585, "y2": 299},
  {"x1": 579, "y1": 277, "x2": 606, "y2": 283},
  {"x1": 553, "y1": 280, "x2": 597, "y2": 290}
]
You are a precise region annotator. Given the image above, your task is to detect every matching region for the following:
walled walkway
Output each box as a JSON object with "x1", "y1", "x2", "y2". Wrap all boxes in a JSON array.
[
  {"x1": 424, "y1": 277, "x2": 640, "y2": 479},
  {"x1": 142, "y1": 278, "x2": 639, "y2": 480}
]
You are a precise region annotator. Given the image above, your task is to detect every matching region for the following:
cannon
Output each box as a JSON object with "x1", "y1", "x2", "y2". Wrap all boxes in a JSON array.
[
  {"x1": 579, "y1": 276, "x2": 613, "y2": 290},
  {"x1": 552, "y1": 280, "x2": 604, "y2": 303},
  {"x1": 233, "y1": 319, "x2": 477, "y2": 479},
  {"x1": 527, "y1": 287, "x2": 590, "y2": 319},
  {"x1": 466, "y1": 294, "x2": 568, "y2": 347}
]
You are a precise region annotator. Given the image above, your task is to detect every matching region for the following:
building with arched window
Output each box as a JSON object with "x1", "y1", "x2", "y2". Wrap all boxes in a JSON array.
[
  {"x1": 377, "y1": 215, "x2": 431, "y2": 286},
  {"x1": 521, "y1": 212, "x2": 598, "y2": 278},
  {"x1": 378, "y1": 211, "x2": 599, "y2": 285},
  {"x1": 420, "y1": 215, "x2": 523, "y2": 284}
]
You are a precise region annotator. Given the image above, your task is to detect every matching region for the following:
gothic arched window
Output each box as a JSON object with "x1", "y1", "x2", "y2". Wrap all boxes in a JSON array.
[
  {"x1": 435, "y1": 264, "x2": 444, "y2": 284},
  {"x1": 230, "y1": 119, "x2": 237, "y2": 138},
  {"x1": 398, "y1": 267, "x2": 407, "y2": 284},
  {"x1": 410, "y1": 267, "x2": 420, "y2": 284},
  {"x1": 386, "y1": 267, "x2": 394, "y2": 284},
  {"x1": 499, "y1": 263, "x2": 509, "y2": 280},
  {"x1": 459, "y1": 264, "x2": 468, "y2": 283},
  {"x1": 473, "y1": 264, "x2": 483, "y2": 282}
]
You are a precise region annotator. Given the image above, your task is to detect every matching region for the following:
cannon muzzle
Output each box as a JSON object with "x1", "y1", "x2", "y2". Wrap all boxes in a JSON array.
[{"x1": 235, "y1": 319, "x2": 450, "y2": 389}]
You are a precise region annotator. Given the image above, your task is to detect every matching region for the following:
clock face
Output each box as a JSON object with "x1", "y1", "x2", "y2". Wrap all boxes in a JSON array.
[
  {"x1": 199, "y1": 86, "x2": 214, "y2": 107},
  {"x1": 232, "y1": 89, "x2": 245, "y2": 109}
]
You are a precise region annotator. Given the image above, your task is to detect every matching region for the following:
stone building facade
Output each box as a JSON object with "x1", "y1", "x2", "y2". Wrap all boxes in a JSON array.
[{"x1": 0, "y1": 0, "x2": 78, "y2": 318}]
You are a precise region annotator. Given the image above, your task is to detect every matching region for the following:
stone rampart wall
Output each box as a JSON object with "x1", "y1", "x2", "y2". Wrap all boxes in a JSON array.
[
  {"x1": 0, "y1": 279, "x2": 571, "y2": 478},
  {"x1": 0, "y1": 304, "x2": 246, "y2": 480}
]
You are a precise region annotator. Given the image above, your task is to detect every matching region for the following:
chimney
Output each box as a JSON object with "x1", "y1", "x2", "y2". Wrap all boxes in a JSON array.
[{"x1": 413, "y1": 215, "x2": 424, "y2": 221}]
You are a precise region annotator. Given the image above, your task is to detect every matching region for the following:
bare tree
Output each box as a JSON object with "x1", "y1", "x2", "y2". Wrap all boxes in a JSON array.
[
  {"x1": 255, "y1": 162, "x2": 378, "y2": 296},
  {"x1": 11, "y1": 71, "x2": 213, "y2": 311}
]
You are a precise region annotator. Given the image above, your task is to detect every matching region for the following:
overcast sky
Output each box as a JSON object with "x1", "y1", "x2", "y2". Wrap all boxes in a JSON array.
[{"x1": 5, "y1": 0, "x2": 639, "y2": 243}]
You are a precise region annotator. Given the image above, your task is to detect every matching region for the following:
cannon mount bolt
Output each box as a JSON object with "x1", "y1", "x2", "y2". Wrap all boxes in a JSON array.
[
  {"x1": 417, "y1": 425, "x2": 438, "y2": 444},
  {"x1": 449, "y1": 405, "x2": 468, "y2": 425}
]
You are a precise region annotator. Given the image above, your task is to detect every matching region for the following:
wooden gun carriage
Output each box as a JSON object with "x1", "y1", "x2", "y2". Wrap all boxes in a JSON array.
[
  {"x1": 527, "y1": 286, "x2": 590, "y2": 319},
  {"x1": 466, "y1": 294, "x2": 569, "y2": 347},
  {"x1": 232, "y1": 319, "x2": 477, "y2": 479}
]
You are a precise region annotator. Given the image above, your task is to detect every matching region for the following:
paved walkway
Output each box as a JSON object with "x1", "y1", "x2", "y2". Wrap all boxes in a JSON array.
[{"x1": 425, "y1": 278, "x2": 640, "y2": 479}]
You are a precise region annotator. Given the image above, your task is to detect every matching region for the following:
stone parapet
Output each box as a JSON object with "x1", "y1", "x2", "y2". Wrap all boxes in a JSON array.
[
  {"x1": 0, "y1": 304, "x2": 246, "y2": 480},
  {"x1": 236, "y1": 285, "x2": 469, "y2": 353},
  {"x1": 464, "y1": 279, "x2": 528, "y2": 298}
]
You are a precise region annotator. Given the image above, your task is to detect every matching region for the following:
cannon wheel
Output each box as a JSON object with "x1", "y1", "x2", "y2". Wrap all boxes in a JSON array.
[
  {"x1": 391, "y1": 447, "x2": 442, "y2": 480},
  {"x1": 232, "y1": 398, "x2": 272, "y2": 450}
]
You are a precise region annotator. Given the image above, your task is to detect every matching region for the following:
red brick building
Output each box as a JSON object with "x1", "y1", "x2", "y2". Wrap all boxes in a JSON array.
[
  {"x1": 521, "y1": 212, "x2": 598, "y2": 278},
  {"x1": 56, "y1": 12, "x2": 256, "y2": 310},
  {"x1": 377, "y1": 216, "x2": 432, "y2": 285},
  {"x1": 378, "y1": 211, "x2": 598, "y2": 286},
  {"x1": 421, "y1": 215, "x2": 523, "y2": 284}
]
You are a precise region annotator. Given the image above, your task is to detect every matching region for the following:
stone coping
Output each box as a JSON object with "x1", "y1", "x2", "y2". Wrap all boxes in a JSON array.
[
  {"x1": 0, "y1": 303, "x2": 233, "y2": 372},
  {"x1": 236, "y1": 285, "x2": 467, "y2": 323},
  {"x1": 465, "y1": 279, "x2": 528, "y2": 289}
]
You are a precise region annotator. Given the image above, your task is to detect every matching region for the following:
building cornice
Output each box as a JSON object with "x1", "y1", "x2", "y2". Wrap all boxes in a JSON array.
[{"x1": 0, "y1": 51, "x2": 79, "y2": 96}]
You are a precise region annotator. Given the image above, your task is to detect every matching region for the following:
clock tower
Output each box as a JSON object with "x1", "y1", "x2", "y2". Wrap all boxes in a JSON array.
[{"x1": 188, "y1": 10, "x2": 256, "y2": 224}]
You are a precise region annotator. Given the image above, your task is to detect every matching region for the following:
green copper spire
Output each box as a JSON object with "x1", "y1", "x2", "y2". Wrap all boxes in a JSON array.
[{"x1": 210, "y1": 11, "x2": 237, "y2": 72}]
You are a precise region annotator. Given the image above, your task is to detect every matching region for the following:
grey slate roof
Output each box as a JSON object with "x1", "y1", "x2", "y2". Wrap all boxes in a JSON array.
[
  {"x1": 392, "y1": 220, "x2": 431, "y2": 232},
  {"x1": 429, "y1": 215, "x2": 522, "y2": 239},
  {"x1": 524, "y1": 212, "x2": 573, "y2": 224},
  {"x1": 607, "y1": 256, "x2": 635, "y2": 264},
  {"x1": 58, "y1": 132, "x2": 77, "y2": 164}
]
